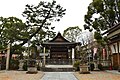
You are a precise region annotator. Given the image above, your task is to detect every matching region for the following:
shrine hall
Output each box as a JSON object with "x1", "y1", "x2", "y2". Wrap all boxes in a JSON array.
[{"x1": 42, "y1": 32, "x2": 80, "y2": 65}]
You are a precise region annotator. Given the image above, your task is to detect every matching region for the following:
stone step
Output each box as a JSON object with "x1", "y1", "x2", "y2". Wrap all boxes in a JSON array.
[{"x1": 41, "y1": 67, "x2": 74, "y2": 72}]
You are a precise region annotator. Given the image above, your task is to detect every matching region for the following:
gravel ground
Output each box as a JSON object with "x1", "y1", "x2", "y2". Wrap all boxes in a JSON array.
[
  {"x1": 1, "y1": 70, "x2": 120, "y2": 80},
  {"x1": 0, "y1": 70, "x2": 44, "y2": 80},
  {"x1": 74, "y1": 71, "x2": 120, "y2": 80}
]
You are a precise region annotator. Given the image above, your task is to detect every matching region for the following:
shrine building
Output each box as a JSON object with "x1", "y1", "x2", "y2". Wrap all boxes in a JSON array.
[
  {"x1": 103, "y1": 22, "x2": 120, "y2": 69},
  {"x1": 42, "y1": 32, "x2": 80, "y2": 65}
]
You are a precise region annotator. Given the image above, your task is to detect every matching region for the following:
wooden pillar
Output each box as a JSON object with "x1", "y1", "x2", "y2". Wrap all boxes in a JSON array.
[
  {"x1": 6, "y1": 43, "x2": 10, "y2": 70},
  {"x1": 72, "y1": 48, "x2": 75, "y2": 65},
  {"x1": 43, "y1": 47, "x2": 46, "y2": 67},
  {"x1": 117, "y1": 42, "x2": 120, "y2": 66}
]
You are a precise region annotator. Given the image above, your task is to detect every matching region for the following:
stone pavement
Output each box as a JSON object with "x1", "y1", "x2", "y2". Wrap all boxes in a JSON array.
[
  {"x1": 106, "y1": 70, "x2": 120, "y2": 75},
  {"x1": 74, "y1": 71, "x2": 120, "y2": 80},
  {"x1": 41, "y1": 72, "x2": 78, "y2": 80}
]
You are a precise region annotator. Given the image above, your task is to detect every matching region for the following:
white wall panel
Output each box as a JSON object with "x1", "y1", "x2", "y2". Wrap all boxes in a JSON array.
[
  {"x1": 110, "y1": 45, "x2": 115, "y2": 54},
  {"x1": 110, "y1": 43, "x2": 118, "y2": 53},
  {"x1": 115, "y1": 43, "x2": 118, "y2": 53}
]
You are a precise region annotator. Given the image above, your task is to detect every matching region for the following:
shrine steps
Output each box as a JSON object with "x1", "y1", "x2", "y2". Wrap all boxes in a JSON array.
[
  {"x1": 41, "y1": 65, "x2": 74, "y2": 72},
  {"x1": 41, "y1": 67, "x2": 74, "y2": 72}
]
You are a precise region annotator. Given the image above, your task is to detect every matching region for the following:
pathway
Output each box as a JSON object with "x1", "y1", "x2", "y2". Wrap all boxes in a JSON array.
[{"x1": 41, "y1": 72, "x2": 78, "y2": 80}]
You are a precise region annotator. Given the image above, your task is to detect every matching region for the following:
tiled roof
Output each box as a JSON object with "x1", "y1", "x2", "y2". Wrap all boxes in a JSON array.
[{"x1": 102, "y1": 22, "x2": 120, "y2": 35}]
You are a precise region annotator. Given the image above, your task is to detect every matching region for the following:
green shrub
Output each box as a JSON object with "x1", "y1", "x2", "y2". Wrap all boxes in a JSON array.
[
  {"x1": 1, "y1": 58, "x2": 6, "y2": 70},
  {"x1": 37, "y1": 66, "x2": 40, "y2": 70},
  {"x1": 23, "y1": 61, "x2": 27, "y2": 71},
  {"x1": 10, "y1": 59, "x2": 19, "y2": 70},
  {"x1": 112, "y1": 66, "x2": 118, "y2": 70},
  {"x1": 98, "y1": 63, "x2": 103, "y2": 70},
  {"x1": 89, "y1": 63, "x2": 94, "y2": 71},
  {"x1": 103, "y1": 66, "x2": 109, "y2": 70},
  {"x1": 73, "y1": 60, "x2": 80, "y2": 71},
  {"x1": 28, "y1": 60, "x2": 36, "y2": 67}
]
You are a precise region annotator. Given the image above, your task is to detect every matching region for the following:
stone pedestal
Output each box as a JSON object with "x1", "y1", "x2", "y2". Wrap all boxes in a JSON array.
[
  {"x1": 79, "y1": 65, "x2": 90, "y2": 74},
  {"x1": 26, "y1": 59, "x2": 38, "y2": 74},
  {"x1": 94, "y1": 62, "x2": 99, "y2": 71},
  {"x1": 27, "y1": 67, "x2": 37, "y2": 72},
  {"x1": 18, "y1": 60, "x2": 24, "y2": 71},
  {"x1": 27, "y1": 67, "x2": 38, "y2": 74}
]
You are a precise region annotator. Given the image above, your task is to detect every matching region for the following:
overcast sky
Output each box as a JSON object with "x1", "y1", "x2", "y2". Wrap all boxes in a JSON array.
[{"x1": 0, "y1": 0, "x2": 92, "y2": 33}]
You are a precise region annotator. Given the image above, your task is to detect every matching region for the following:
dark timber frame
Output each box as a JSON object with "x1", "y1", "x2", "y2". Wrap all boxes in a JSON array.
[
  {"x1": 103, "y1": 22, "x2": 120, "y2": 69},
  {"x1": 42, "y1": 32, "x2": 78, "y2": 65}
]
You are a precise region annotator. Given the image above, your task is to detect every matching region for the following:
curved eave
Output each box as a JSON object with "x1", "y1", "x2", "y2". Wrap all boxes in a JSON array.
[
  {"x1": 42, "y1": 42, "x2": 76, "y2": 45},
  {"x1": 102, "y1": 22, "x2": 120, "y2": 35},
  {"x1": 42, "y1": 42, "x2": 77, "y2": 48}
]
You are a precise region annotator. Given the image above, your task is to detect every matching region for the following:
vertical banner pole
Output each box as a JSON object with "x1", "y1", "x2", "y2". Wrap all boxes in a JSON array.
[{"x1": 43, "y1": 47, "x2": 46, "y2": 67}]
